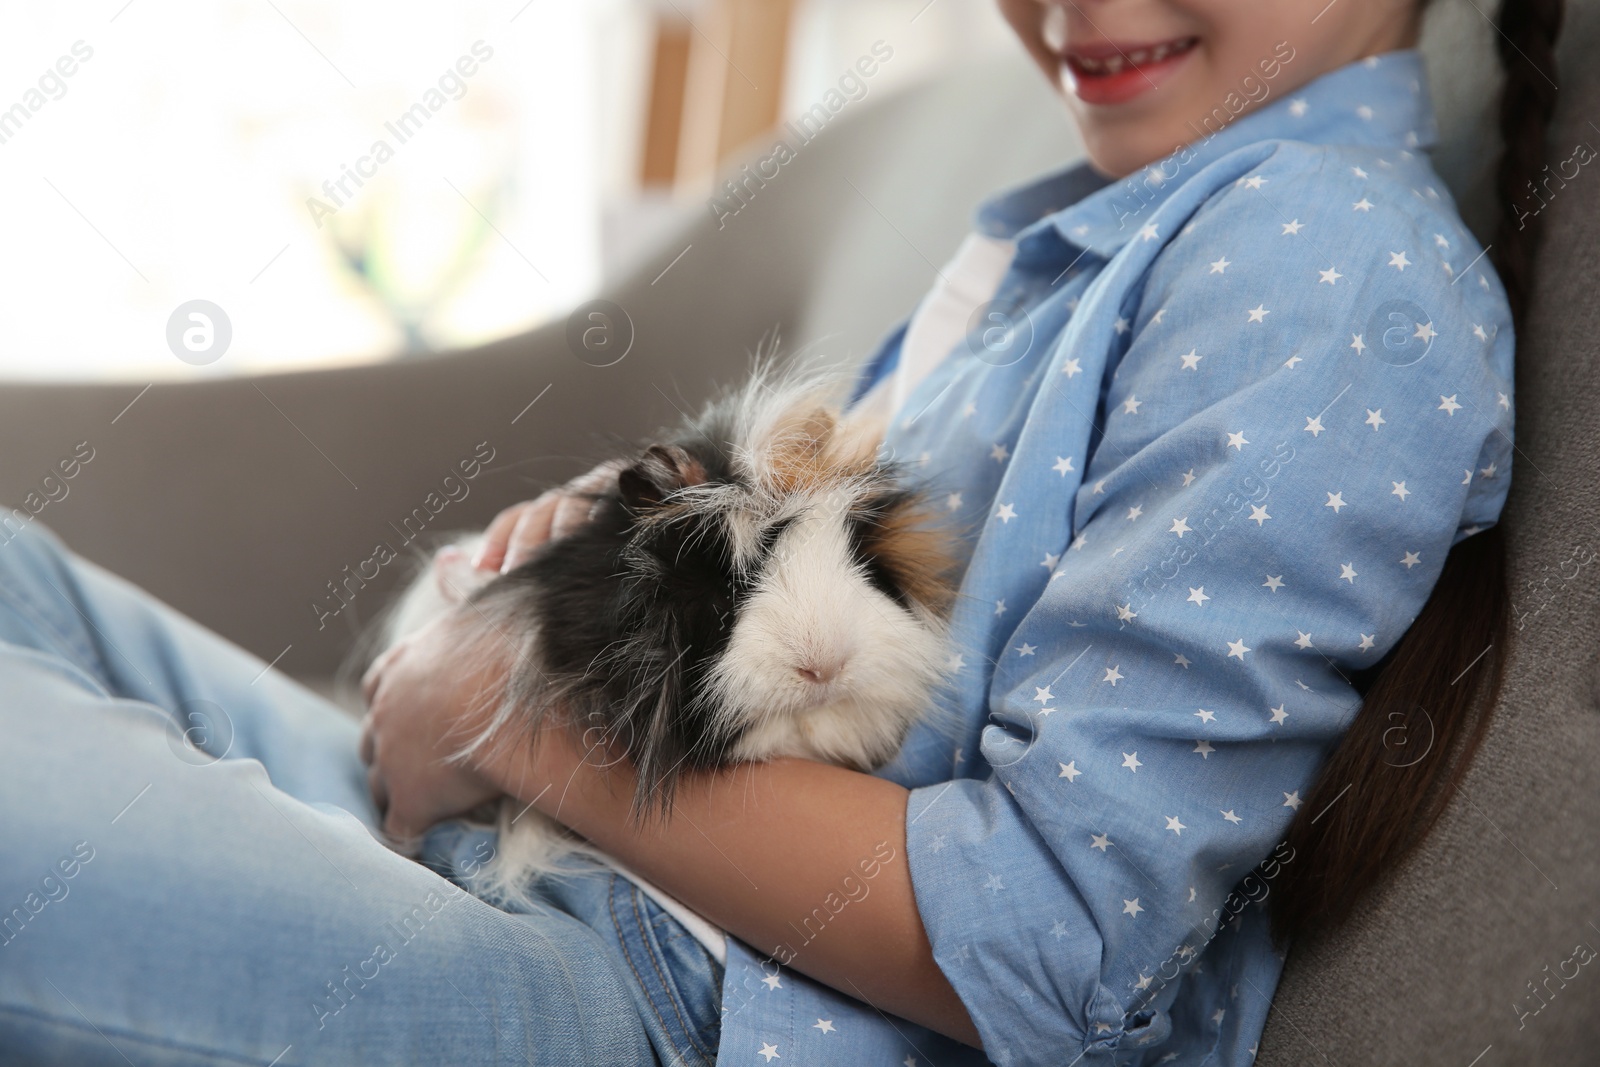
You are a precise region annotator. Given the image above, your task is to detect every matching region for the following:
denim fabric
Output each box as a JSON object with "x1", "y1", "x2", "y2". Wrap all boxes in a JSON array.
[{"x1": 0, "y1": 521, "x2": 720, "y2": 1066}]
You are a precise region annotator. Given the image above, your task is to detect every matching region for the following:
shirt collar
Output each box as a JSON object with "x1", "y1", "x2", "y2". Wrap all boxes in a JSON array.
[{"x1": 975, "y1": 49, "x2": 1439, "y2": 260}]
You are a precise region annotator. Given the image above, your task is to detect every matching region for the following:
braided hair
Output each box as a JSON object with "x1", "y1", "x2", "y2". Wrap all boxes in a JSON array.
[{"x1": 1270, "y1": 0, "x2": 1563, "y2": 942}]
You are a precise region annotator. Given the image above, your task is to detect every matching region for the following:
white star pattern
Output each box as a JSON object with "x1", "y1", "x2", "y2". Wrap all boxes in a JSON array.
[
  {"x1": 758, "y1": 1042, "x2": 781, "y2": 1061},
  {"x1": 759, "y1": 60, "x2": 1528, "y2": 1065}
]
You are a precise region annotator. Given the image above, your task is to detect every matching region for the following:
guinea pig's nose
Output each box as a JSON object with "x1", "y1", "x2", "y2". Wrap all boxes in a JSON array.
[{"x1": 796, "y1": 659, "x2": 845, "y2": 685}]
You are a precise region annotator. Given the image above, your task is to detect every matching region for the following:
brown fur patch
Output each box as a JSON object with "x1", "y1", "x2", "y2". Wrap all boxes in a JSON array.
[
  {"x1": 859, "y1": 496, "x2": 960, "y2": 618},
  {"x1": 762, "y1": 406, "x2": 880, "y2": 495}
]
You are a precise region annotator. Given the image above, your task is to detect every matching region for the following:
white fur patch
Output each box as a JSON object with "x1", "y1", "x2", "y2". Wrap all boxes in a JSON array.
[{"x1": 710, "y1": 492, "x2": 947, "y2": 770}]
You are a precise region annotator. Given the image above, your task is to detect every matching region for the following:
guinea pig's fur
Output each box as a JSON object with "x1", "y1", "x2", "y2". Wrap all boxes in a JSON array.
[{"x1": 381, "y1": 365, "x2": 957, "y2": 902}]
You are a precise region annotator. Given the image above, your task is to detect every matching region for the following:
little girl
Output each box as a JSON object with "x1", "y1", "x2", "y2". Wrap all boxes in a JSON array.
[{"x1": 0, "y1": 0, "x2": 1562, "y2": 1064}]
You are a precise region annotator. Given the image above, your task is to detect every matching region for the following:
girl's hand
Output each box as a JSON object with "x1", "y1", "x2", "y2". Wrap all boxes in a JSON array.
[
  {"x1": 472, "y1": 459, "x2": 625, "y2": 574},
  {"x1": 358, "y1": 614, "x2": 506, "y2": 841}
]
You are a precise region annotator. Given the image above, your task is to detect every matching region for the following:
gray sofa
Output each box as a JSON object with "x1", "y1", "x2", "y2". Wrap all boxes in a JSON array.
[{"x1": 3, "y1": 0, "x2": 1597, "y2": 1061}]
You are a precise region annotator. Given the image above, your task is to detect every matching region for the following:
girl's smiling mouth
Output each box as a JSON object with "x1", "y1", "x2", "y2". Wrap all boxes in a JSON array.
[{"x1": 1060, "y1": 35, "x2": 1200, "y2": 106}]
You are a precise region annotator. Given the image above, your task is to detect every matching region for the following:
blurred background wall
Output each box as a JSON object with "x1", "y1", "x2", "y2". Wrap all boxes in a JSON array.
[{"x1": 0, "y1": 0, "x2": 1015, "y2": 381}]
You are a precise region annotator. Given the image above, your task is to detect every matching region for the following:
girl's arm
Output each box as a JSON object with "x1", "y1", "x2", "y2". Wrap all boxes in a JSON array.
[{"x1": 483, "y1": 729, "x2": 984, "y2": 1047}]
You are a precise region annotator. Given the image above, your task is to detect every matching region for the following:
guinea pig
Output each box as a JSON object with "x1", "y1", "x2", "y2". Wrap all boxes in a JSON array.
[{"x1": 381, "y1": 365, "x2": 957, "y2": 901}]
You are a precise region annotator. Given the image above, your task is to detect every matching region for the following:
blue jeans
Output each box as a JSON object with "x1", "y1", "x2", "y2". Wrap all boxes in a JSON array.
[{"x1": 0, "y1": 522, "x2": 723, "y2": 1066}]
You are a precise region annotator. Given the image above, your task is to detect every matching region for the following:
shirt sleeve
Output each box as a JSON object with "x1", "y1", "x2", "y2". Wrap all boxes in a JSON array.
[{"x1": 903, "y1": 143, "x2": 1515, "y2": 1063}]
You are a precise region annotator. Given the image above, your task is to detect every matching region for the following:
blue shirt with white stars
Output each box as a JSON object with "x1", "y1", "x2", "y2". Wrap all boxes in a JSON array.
[{"x1": 715, "y1": 50, "x2": 1513, "y2": 1067}]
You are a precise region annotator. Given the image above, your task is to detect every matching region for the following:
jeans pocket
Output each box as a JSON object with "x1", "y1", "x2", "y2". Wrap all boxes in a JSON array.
[{"x1": 608, "y1": 876, "x2": 723, "y2": 1067}]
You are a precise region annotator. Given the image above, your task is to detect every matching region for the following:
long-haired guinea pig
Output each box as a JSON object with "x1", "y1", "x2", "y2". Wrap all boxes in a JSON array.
[{"x1": 381, "y1": 365, "x2": 957, "y2": 900}]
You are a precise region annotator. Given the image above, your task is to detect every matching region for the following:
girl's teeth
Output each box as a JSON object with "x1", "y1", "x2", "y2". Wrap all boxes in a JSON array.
[
  {"x1": 1152, "y1": 43, "x2": 1170, "y2": 61},
  {"x1": 1105, "y1": 55, "x2": 1124, "y2": 73},
  {"x1": 1128, "y1": 49, "x2": 1149, "y2": 64}
]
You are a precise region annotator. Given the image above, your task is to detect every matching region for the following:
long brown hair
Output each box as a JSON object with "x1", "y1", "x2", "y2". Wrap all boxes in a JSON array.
[{"x1": 1269, "y1": 0, "x2": 1563, "y2": 941}]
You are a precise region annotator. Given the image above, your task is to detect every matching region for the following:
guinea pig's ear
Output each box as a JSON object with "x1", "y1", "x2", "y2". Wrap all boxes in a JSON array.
[{"x1": 618, "y1": 444, "x2": 707, "y2": 508}]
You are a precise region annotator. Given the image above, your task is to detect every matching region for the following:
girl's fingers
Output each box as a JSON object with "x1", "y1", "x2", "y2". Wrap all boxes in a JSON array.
[
  {"x1": 476, "y1": 461, "x2": 624, "y2": 573},
  {"x1": 361, "y1": 644, "x2": 398, "y2": 706},
  {"x1": 548, "y1": 494, "x2": 592, "y2": 540},
  {"x1": 503, "y1": 496, "x2": 560, "y2": 572},
  {"x1": 367, "y1": 764, "x2": 388, "y2": 817},
  {"x1": 549, "y1": 459, "x2": 624, "y2": 540},
  {"x1": 358, "y1": 715, "x2": 376, "y2": 766},
  {"x1": 473, "y1": 502, "x2": 529, "y2": 572}
]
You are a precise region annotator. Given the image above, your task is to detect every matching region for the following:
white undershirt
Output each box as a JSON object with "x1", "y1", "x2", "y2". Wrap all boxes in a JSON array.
[
  {"x1": 615, "y1": 230, "x2": 1018, "y2": 965},
  {"x1": 856, "y1": 231, "x2": 1019, "y2": 427}
]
